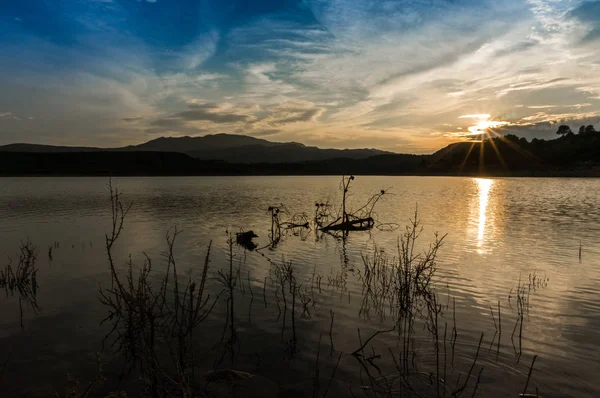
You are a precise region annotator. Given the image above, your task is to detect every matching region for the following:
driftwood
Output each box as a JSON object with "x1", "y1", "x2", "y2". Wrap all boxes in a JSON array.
[
  {"x1": 315, "y1": 176, "x2": 390, "y2": 233},
  {"x1": 265, "y1": 205, "x2": 311, "y2": 248},
  {"x1": 321, "y1": 217, "x2": 374, "y2": 232},
  {"x1": 281, "y1": 222, "x2": 310, "y2": 229}
]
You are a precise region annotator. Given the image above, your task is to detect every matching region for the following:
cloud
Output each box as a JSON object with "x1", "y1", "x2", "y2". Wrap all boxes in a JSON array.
[
  {"x1": 249, "y1": 129, "x2": 280, "y2": 137},
  {"x1": 186, "y1": 102, "x2": 221, "y2": 110},
  {"x1": 496, "y1": 78, "x2": 571, "y2": 97},
  {"x1": 493, "y1": 39, "x2": 540, "y2": 57},
  {"x1": 528, "y1": 103, "x2": 592, "y2": 109},
  {"x1": 147, "y1": 99, "x2": 325, "y2": 138},
  {"x1": 259, "y1": 102, "x2": 324, "y2": 126},
  {"x1": 527, "y1": 105, "x2": 555, "y2": 109},
  {"x1": 148, "y1": 118, "x2": 184, "y2": 129},
  {"x1": 182, "y1": 31, "x2": 219, "y2": 70},
  {"x1": 3, "y1": 0, "x2": 600, "y2": 153},
  {"x1": 520, "y1": 111, "x2": 599, "y2": 123},
  {"x1": 496, "y1": 114, "x2": 600, "y2": 140},
  {"x1": 239, "y1": 62, "x2": 296, "y2": 98},
  {"x1": 174, "y1": 108, "x2": 249, "y2": 123},
  {"x1": 459, "y1": 114, "x2": 491, "y2": 120},
  {"x1": 569, "y1": 1, "x2": 600, "y2": 42},
  {"x1": 147, "y1": 102, "x2": 251, "y2": 135},
  {"x1": 0, "y1": 112, "x2": 19, "y2": 120}
]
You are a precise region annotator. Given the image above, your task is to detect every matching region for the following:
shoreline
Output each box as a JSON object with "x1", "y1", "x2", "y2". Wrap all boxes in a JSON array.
[{"x1": 2, "y1": 171, "x2": 600, "y2": 178}]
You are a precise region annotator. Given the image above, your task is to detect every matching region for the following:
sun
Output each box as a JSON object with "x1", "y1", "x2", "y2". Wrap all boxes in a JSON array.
[
  {"x1": 455, "y1": 113, "x2": 514, "y2": 174},
  {"x1": 468, "y1": 118, "x2": 509, "y2": 136}
]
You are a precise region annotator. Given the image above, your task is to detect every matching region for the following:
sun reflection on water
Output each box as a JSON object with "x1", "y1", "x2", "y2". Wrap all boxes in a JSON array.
[{"x1": 475, "y1": 178, "x2": 493, "y2": 253}]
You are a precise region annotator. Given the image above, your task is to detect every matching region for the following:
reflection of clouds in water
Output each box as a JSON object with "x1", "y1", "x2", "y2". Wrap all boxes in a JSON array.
[{"x1": 1, "y1": 177, "x2": 600, "y2": 397}]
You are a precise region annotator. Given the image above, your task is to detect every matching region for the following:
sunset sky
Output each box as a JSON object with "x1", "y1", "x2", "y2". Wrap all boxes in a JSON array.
[{"x1": 1, "y1": 0, "x2": 600, "y2": 153}]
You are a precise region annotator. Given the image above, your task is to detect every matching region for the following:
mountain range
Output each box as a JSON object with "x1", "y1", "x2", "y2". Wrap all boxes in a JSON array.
[
  {"x1": 0, "y1": 134, "x2": 390, "y2": 164},
  {"x1": 3, "y1": 130, "x2": 600, "y2": 176}
]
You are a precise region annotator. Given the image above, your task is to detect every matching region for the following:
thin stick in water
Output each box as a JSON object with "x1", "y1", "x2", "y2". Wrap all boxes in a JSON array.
[
  {"x1": 522, "y1": 355, "x2": 538, "y2": 395},
  {"x1": 263, "y1": 276, "x2": 268, "y2": 308},
  {"x1": 313, "y1": 334, "x2": 322, "y2": 398},
  {"x1": 329, "y1": 309, "x2": 335, "y2": 356},
  {"x1": 248, "y1": 270, "x2": 254, "y2": 325},
  {"x1": 322, "y1": 352, "x2": 343, "y2": 398}
]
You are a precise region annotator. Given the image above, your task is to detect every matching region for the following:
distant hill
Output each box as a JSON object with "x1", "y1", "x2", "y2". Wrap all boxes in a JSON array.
[
  {"x1": 0, "y1": 143, "x2": 104, "y2": 152},
  {"x1": 0, "y1": 151, "x2": 427, "y2": 176},
  {"x1": 428, "y1": 128, "x2": 600, "y2": 175},
  {"x1": 186, "y1": 143, "x2": 390, "y2": 163},
  {"x1": 123, "y1": 134, "x2": 280, "y2": 153},
  {"x1": 0, "y1": 134, "x2": 390, "y2": 163},
  {"x1": 3, "y1": 128, "x2": 600, "y2": 176}
]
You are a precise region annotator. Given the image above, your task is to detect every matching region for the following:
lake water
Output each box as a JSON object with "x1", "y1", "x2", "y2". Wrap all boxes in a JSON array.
[{"x1": 0, "y1": 176, "x2": 599, "y2": 397}]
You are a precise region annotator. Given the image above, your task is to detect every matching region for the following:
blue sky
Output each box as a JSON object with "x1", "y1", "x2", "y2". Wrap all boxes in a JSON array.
[{"x1": 1, "y1": 0, "x2": 600, "y2": 152}]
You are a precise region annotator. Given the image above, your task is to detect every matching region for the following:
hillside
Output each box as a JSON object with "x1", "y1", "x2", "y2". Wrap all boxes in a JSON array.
[
  {"x1": 0, "y1": 134, "x2": 390, "y2": 164},
  {"x1": 3, "y1": 126, "x2": 600, "y2": 176},
  {"x1": 429, "y1": 127, "x2": 600, "y2": 175},
  {"x1": 0, "y1": 143, "x2": 105, "y2": 152},
  {"x1": 0, "y1": 151, "x2": 427, "y2": 176}
]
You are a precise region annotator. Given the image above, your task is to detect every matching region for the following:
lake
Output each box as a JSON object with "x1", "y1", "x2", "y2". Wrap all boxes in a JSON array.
[{"x1": 0, "y1": 176, "x2": 599, "y2": 397}]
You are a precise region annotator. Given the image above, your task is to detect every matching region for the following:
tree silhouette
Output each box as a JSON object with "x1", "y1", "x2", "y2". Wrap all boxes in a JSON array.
[
  {"x1": 585, "y1": 125, "x2": 596, "y2": 135},
  {"x1": 579, "y1": 125, "x2": 586, "y2": 135},
  {"x1": 556, "y1": 125, "x2": 572, "y2": 136}
]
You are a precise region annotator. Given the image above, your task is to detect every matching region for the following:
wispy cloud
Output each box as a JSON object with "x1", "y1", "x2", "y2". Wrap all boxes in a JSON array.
[
  {"x1": 520, "y1": 111, "x2": 599, "y2": 123},
  {"x1": 459, "y1": 114, "x2": 492, "y2": 120},
  {"x1": 1, "y1": 0, "x2": 600, "y2": 151},
  {"x1": 0, "y1": 112, "x2": 19, "y2": 120},
  {"x1": 528, "y1": 103, "x2": 592, "y2": 109}
]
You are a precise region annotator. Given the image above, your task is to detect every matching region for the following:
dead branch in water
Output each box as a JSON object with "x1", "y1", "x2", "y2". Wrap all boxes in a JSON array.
[
  {"x1": 257, "y1": 205, "x2": 311, "y2": 249},
  {"x1": 316, "y1": 175, "x2": 394, "y2": 233}
]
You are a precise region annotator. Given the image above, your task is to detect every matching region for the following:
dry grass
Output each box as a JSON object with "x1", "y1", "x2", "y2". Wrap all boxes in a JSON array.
[
  {"x1": 98, "y1": 180, "x2": 218, "y2": 396},
  {"x1": 0, "y1": 239, "x2": 39, "y2": 330}
]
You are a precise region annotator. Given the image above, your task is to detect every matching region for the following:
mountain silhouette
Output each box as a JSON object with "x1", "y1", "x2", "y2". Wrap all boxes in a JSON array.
[
  {"x1": 3, "y1": 129, "x2": 600, "y2": 176},
  {"x1": 0, "y1": 134, "x2": 390, "y2": 163}
]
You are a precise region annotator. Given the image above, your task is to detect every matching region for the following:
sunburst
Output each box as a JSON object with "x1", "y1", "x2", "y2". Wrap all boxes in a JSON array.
[{"x1": 460, "y1": 115, "x2": 509, "y2": 172}]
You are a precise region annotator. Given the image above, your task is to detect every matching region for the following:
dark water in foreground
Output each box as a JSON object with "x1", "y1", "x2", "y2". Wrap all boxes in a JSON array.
[{"x1": 0, "y1": 176, "x2": 599, "y2": 397}]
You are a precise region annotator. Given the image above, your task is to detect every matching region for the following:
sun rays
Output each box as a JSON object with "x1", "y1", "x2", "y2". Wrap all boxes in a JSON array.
[{"x1": 456, "y1": 114, "x2": 511, "y2": 173}]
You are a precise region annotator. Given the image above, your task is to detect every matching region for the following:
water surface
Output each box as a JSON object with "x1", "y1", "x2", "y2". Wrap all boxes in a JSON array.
[{"x1": 0, "y1": 176, "x2": 598, "y2": 397}]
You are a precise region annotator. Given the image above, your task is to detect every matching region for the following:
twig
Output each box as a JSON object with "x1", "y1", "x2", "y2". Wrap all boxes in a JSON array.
[
  {"x1": 470, "y1": 368, "x2": 483, "y2": 398},
  {"x1": 0, "y1": 352, "x2": 10, "y2": 382},
  {"x1": 329, "y1": 310, "x2": 335, "y2": 356},
  {"x1": 322, "y1": 352, "x2": 343, "y2": 398},
  {"x1": 263, "y1": 276, "x2": 268, "y2": 309},
  {"x1": 313, "y1": 335, "x2": 322, "y2": 398},
  {"x1": 490, "y1": 306, "x2": 497, "y2": 331},
  {"x1": 522, "y1": 355, "x2": 538, "y2": 395},
  {"x1": 351, "y1": 327, "x2": 395, "y2": 356},
  {"x1": 453, "y1": 333, "x2": 483, "y2": 397},
  {"x1": 248, "y1": 270, "x2": 254, "y2": 325}
]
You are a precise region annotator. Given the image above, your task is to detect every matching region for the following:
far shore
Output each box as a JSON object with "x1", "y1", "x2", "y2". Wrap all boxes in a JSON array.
[{"x1": 2, "y1": 170, "x2": 600, "y2": 178}]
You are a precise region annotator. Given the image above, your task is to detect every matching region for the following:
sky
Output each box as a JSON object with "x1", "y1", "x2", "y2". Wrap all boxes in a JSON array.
[{"x1": 1, "y1": 0, "x2": 600, "y2": 153}]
